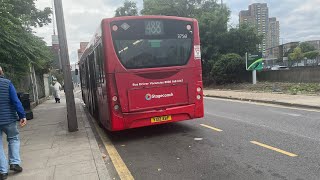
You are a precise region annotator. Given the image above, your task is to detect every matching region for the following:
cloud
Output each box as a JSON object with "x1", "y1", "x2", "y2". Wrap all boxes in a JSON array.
[
  {"x1": 225, "y1": 0, "x2": 320, "y2": 43},
  {"x1": 34, "y1": 0, "x2": 143, "y2": 63},
  {"x1": 34, "y1": 0, "x2": 319, "y2": 63}
]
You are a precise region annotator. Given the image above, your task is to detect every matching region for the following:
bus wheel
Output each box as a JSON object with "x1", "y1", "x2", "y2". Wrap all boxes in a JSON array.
[{"x1": 96, "y1": 114, "x2": 104, "y2": 128}]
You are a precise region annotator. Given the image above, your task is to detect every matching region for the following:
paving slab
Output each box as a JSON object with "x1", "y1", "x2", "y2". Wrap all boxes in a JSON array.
[
  {"x1": 54, "y1": 160, "x2": 97, "y2": 180},
  {"x1": 2, "y1": 94, "x2": 112, "y2": 179}
]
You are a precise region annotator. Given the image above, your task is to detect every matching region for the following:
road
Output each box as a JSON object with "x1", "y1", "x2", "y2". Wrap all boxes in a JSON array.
[{"x1": 96, "y1": 97, "x2": 320, "y2": 180}]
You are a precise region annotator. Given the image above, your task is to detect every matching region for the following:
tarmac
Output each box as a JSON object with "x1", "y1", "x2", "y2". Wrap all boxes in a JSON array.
[
  {"x1": 2, "y1": 89, "x2": 320, "y2": 179},
  {"x1": 3, "y1": 92, "x2": 112, "y2": 180}
]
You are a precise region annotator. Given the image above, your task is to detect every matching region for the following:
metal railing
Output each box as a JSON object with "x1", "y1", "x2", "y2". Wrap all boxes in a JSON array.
[{"x1": 262, "y1": 57, "x2": 320, "y2": 70}]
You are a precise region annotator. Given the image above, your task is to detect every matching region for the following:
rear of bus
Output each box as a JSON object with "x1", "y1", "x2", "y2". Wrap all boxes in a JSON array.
[{"x1": 101, "y1": 16, "x2": 204, "y2": 131}]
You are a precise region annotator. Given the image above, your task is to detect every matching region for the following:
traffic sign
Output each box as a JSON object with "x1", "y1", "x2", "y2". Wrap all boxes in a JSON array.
[{"x1": 246, "y1": 52, "x2": 263, "y2": 71}]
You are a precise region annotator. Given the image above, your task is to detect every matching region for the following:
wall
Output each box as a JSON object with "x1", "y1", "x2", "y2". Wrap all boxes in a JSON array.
[
  {"x1": 16, "y1": 66, "x2": 50, "y2": 102},
  {"x1": 258, "y1": 66, "x2": 320, "y2": 83}
]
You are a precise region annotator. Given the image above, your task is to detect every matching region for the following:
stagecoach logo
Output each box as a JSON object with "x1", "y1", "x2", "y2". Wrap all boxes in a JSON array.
[
  {"x1": 145, "y1": 93, "x2": 174, "y2": 101},
  {"x1": 121, "y1": 23, "x2": 130, "y2": 30},
  {"x1": 145, "y1": 94, "x2": 152, "y2": 101}
]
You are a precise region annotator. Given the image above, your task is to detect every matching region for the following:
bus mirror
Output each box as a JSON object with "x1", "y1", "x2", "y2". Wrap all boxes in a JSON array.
[{"x1": 75, "y1": 69, "x2": 79, "y2": 75}]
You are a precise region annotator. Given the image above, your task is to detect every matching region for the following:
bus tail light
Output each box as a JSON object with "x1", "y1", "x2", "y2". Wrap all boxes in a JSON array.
[
  {"x1": 196, "y1": 95, "x2": 201, "y2": 100},
  {"x1": 186, "y1": 24, "x2": 192, "y2": 30},
  {"x1": 112, "y1": 96, "x2": 118, "y2": 102},
  {"x1": 197, "y1": 87, "x2": 202, "y2": 92}
]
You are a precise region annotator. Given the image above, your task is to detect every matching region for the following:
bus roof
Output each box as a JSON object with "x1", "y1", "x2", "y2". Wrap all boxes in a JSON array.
[{"x1": 101, "y1": 15, "x2": 196, "y2": 23}]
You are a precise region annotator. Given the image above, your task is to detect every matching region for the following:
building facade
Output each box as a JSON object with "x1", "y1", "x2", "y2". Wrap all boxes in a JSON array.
[
  {"x1": 78, "y1": 42, "x2": 89, "y2": 61},
  {"x1": 304, "y1": 40, "x2": 320, "y2": 51},
  {"x1": 239, "y1": 3, "x2": 280, "y2": 53},
  {"x1": 266, "y1": 41, "x2": 299, "y2": 60},
  {"x1": 282, "y1": 42, "x2": 299, "y2": 56},
  {"x1": 267, "y1": 17, "x2": 280, "y2": 49},
  {"x1": 51, "y1": 35, "x2": 62, "y2": 70}
]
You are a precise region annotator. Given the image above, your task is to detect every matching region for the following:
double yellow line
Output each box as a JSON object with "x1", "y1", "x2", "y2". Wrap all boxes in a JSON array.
[{"x1": 93, "y1": 122, "x2": 134, "y2": 180}]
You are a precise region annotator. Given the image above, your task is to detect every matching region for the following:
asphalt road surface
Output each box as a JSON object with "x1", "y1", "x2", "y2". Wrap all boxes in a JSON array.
[{"x1": 101, "y1": 97, "x2": 320, "y2": 180}]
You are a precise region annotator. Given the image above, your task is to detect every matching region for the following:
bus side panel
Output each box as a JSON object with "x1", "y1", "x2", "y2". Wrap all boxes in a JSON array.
[
  {"x1": 101, "y1": 22, "x2": 134, "y2": 131},
  {"x1": 194, "y1": 67, "x2": 204, "y2": 118},
  {"x1": 192, "y1": 19, "x2": 204, "y2": 118},
  {"x1": 101, "y1": 19, "x2": 124, "y2": 131},
  {"x1": 97, "y1": 23, "x2": 112, "y2": 131},
  {"x1": 97, "y1": 77, "x2": 111, "y2": 130},
  {"x1": 106, "y1": 74, "x2": 126, "y2": 131}
]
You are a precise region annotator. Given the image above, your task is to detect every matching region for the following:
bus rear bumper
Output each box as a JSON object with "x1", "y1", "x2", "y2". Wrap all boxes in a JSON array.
[{"x1": 110, "y1": 104, "x2": 203, "y2": 131}]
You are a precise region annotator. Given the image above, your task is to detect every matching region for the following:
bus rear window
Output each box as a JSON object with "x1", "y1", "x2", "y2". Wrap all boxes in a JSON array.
[{"x1": 111, "y1": 19, "x2": 193, "y2": 69}]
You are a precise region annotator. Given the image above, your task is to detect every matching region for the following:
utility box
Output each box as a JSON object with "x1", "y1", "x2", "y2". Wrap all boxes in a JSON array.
[{"x1": 17, "y1": 93, "x2": 33, "y2": 120}]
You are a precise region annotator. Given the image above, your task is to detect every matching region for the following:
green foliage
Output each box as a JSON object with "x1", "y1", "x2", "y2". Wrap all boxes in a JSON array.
[
  {"x1": 299, "y1": 42, "x2": 316, "y2": 53},
  {"x1": 0, "y1": 0, "x2": 52, "y2": 84},
  {"x1": 115, "y1": 0, "x2": 138, "y2": 17},
  {"x1": 289, "y1": 83, "x2": 320, "y2": 95},
  {"x1": 289, "y1": 47, "x2": 304, "y2": 61},
  {"x1": 1, "y1": 0, "x2": 52, "y2": 28},
  {"x1": 142, "y1": 0, "x2": 215, "y2": 17},
  {"x1": 220, "y1": 24, "x2": 262, "y2": 57},
  {"x1": 141, "y1": 0, "x2": 262, "y2": 84},
  {"x1": 303, "y1": 51, "x2": 319, "y2": 59},
  {"x1": 51, "y1": 70, "x2": 64, "y2": 84},
  {"x1": 197, "y1": 5, "x2": 230, "y2": 60},
  {"x1": 284, "y1": 45, "x2": 298, "y2": 57},
  {"x1": 211, "y1": 53, "x2": 248, "y2": 84}
]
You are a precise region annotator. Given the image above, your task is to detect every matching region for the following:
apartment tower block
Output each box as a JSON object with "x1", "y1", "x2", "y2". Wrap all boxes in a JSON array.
[{"x1": 239, "y1": 3, "x2": 280, "y2": 53}]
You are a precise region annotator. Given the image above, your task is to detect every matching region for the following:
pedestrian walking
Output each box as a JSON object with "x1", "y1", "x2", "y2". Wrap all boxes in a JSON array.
[
  {"x1": 52, "y1": 81, "x2": 62, "y2": 103},
  {"x1": 0, "y1": 66, "x2": 27, "y2": 180}
]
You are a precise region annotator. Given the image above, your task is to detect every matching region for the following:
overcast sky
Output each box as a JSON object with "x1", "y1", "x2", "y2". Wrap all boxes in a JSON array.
[{"x1": 34, "y1": 0, "x2": 320, "y2": 63}]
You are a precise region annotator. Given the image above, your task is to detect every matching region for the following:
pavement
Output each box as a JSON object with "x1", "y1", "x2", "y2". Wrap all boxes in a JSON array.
[
  {"x1": 204, "y1": 89, "x2": 320, "y2": 109},
  {"x1": 3, "y1": 92, "x2": 112, "y2": 180}
]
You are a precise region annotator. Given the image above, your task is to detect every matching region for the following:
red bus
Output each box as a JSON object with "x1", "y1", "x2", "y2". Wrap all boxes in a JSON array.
[{"x1": 79, "y1": 16, "x2": 204, "y2": 131}]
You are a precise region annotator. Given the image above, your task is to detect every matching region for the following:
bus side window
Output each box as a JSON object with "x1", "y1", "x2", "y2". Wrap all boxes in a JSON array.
[
  {"x1": 98, "y1": 44, "x2": 105, "y2": 83},
  {"x1": 94, "y1": 49, "x2": 100, "y2": 84}
]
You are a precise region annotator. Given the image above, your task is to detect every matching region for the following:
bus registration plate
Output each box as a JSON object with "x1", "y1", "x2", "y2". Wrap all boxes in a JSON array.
[{"x1": 151, "y1": 115, "x2": 172, "y2": 123}]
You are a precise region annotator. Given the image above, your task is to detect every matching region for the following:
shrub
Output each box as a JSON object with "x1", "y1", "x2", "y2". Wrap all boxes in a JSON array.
[{"x1": 211, "y1": 53, "x2": 248, "y2": 84}]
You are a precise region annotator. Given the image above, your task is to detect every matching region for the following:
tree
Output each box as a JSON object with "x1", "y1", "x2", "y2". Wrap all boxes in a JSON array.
[
  {"x1": 211, "y1": 53, "x2": 248, "y2": 84},
  {"x1": 197, "y1": 6, "x2": 230, "y2": 60},
  {"x1": 1, "y1": 0, "x2": 52, "y2": 28},
  {"x1": 284, "y1": 44, "x2": 298, "y2": 57},
  {"x1": 220, "y1": 24, "x2": 263, "y2": 57},
  {"x1": 289, "y1": 47, "x2": 304, "y2": 61},
  {"x1": 299, "y1": 42, "x2": 316, "y2": 53},
  {"x1": 115, "y1": 0, "x2": 138, "y2": 17},
  {"x1": 141, "y1": 0, "x2": 262, "y2": 84},
  {"x1": 304, "y1": 51, "x2": 319, "y2": 59},
  {"x1": 0, "y1": 0, "x2": 52, "y2": 84},
  {"x1": 142, "y1": 0, "x2": 206, "y2": 17}
]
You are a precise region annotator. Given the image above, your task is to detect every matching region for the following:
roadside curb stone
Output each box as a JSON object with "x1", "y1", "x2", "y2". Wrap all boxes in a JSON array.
[{"x1": 204, "y1": 90, "x2": 320, "y2": 110}]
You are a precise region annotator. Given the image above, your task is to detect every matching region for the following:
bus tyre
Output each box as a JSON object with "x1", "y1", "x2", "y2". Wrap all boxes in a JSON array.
[{"x1": 97, "y1": 115, "x2": 103, "y2": 128}]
